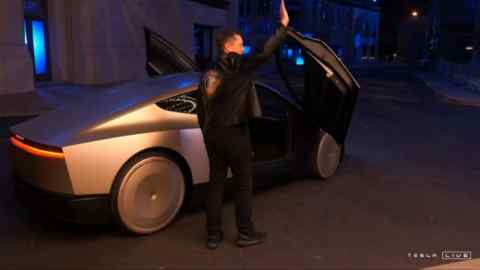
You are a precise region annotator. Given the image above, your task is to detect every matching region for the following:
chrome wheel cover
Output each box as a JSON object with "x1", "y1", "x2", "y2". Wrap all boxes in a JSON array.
[
  {"x1": 315, "y1": 132, "x2": 341, "y2": 178},
  {"x1": 117, "y1": 156, "x2": 185, "y2": 234}
]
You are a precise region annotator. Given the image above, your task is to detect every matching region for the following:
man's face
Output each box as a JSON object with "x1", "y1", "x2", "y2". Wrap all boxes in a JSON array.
[{"x1": 224, "y1": 34, "x2": 244, "y2": 55}]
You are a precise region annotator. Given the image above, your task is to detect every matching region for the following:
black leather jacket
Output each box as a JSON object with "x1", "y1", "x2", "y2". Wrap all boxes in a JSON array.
[{"x1": 197, "y1": 24, "x2": 288, "y2": 135}]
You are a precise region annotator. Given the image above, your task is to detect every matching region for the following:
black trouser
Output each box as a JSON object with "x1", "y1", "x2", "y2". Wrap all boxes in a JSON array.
[{"x1": 204, "y1": 122, "x2": 255, "y2": 236}]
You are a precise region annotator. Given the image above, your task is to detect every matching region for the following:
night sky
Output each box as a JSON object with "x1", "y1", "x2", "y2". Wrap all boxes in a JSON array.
[{"x1": 379, "y1": 0, "x2": 431, "y2": 57}]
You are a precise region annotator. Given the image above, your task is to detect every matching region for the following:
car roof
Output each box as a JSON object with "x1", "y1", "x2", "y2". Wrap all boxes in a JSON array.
[
  {"x1": 98, "y1": 72, "x2": 201, "y2": 107},
  {"x1": 11, "y1": 71, "x2": 302, "y2": 147},
  {"x1": 11, "y1": 72, "x2": 201, "y2": 147}
]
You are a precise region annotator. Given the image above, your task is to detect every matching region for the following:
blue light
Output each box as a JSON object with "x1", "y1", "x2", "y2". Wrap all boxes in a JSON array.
[
  {"x1": 296, "y1": 56, "x2": 304, "y2": 66},
  {"x1": 354, "y1": 33, "x2": 362, "y2": 48},
  {"x1": 24, "y1": 21, "x2": 27, "y2": 45},
  {"x1": 304, "y1": 32, "x2": 313, "y2": 38},
  {"x1": 287, "y1": 49, "x2": 293, "y2": 58},
  {"x1": 244, "y1": 45, "x2": 251, "y2": 54},
  {"x1": 32, "y1": 20, "x2": 47, "y2": 75}
]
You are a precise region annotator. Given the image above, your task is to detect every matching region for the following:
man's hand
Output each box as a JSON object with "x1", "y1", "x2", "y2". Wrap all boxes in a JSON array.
[{"x1": 279, "y1": 0, "x2": 290, "y2": 27}]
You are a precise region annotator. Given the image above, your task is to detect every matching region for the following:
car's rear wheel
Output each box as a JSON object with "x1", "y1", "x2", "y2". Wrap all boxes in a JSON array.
[
  {"x1": 111, "y1": 151, "x2": 186, "y2": 235},
  {"x1": 310, "y1": 130, "x2": 342, "y2": 179}
]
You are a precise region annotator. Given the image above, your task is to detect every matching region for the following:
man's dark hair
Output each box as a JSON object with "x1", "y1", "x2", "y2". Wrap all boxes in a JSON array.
[{"x1": 215, "y1": 28, "x2": 242, "y2": 53}]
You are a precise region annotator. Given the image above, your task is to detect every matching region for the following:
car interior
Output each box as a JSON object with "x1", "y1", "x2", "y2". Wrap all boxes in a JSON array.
[{"x1": 249, "y1": 85, "x2": 291, "y2": 163}]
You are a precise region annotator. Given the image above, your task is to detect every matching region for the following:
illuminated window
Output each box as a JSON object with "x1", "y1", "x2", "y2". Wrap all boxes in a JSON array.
[
  {"x1": 287, "y1": 48, "x2": 293, "y2": 58},
  {"x1": 24, "y1": 0, "x2": 49, "y2": 80},
  {"x1": 31, "y1": 20, "x2": 47, "y2": 75},
  {"x1": 24, "y1": 20, "x2": 27, "y2": 45},
  {"x1": 296, "y1": 56, "x2": 305, "y2": 66}
]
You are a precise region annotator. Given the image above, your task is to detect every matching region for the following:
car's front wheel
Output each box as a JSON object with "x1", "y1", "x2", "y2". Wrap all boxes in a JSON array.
[
  {"x1": 310, "y1": 130, "x2": 343, "y2": 179},
  {"x1": 111, "y1": 151, "x2": 186, "y2": 235}
]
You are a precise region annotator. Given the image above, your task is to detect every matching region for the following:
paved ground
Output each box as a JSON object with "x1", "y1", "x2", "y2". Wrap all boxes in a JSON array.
[
  {"x1": 1, "y1": 65, "x2": 480, "y2": 269},
  {"x1": 416, "y1": 72, "x2": 480, "y2": 108}
]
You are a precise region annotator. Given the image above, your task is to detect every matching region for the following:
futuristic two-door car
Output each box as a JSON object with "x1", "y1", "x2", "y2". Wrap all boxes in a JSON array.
[{"x1": 9, "y1": 28, "x2": 360, "y2": 234}]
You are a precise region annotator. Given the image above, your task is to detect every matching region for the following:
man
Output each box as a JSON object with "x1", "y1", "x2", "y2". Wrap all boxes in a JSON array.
[{"x1": 197, "y1": 0, "x2": 290, "y2": 250}]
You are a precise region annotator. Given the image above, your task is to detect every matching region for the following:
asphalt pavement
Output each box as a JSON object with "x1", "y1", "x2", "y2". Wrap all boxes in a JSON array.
[{"x1": 1, "y1": 65, "x2": 480, "y2": 270}]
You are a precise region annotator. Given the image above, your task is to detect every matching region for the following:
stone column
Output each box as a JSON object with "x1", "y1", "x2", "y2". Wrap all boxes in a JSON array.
[
  {"x1": 68, "y1": 0, "x2": 186, "y2": 85},
  {"x1": 45, "y1": 0, "x2": 234, "y2": 85},
  {"x1": 47, "y1": 0, "x2": 74, "y2": 83},
  {"x1": 68, "y1": 0, "x2": 144, "y2": 85},
  {"x1": 0, "y1": 0, "x2": 34, "y2": 94}
]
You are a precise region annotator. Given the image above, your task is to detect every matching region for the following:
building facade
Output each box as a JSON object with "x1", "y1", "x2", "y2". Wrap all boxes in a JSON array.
[
  {"x1": 427, "y1": 0, "x2": 478, "y2": 64},
  {"x1": 425, "y1": 0, "x2": 480, "y2": 83},
  {"x1": 398, "y1": 14, "x2": 429, "y2": 65},
  {"x1": 0, "y1": 0, "x2": 238, "y2": 95},
  {"x1": 238, "y1": 0, "x2": 380, "y2": 65}
]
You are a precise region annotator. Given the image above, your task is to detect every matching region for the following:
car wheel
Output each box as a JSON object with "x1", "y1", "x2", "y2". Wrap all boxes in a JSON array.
[
  {"x1": 111, "y1": 151, "x2": 186, "y2": 235},
  {"x1": 310, "y1": 130, "x2": 342, "y2": 179}
]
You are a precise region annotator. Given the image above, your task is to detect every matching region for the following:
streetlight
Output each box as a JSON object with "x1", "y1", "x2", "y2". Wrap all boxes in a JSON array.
[{"x1": 411, "y1": 10, "x2": 419, "y2": 17}]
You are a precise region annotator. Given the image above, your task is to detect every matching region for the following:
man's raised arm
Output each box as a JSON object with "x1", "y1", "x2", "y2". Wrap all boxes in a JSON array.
[{"x1": 237, "y1": 0, "x2": 290, "y2": 72}]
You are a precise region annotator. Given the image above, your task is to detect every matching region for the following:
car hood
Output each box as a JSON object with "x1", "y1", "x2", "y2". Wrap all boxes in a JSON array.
[{"x1": 11, "y1": 72, "x2": 200, "y2": 147}]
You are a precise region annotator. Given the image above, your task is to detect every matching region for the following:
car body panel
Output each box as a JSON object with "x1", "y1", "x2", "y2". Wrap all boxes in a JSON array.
[
  {"x1": 11, "y1": 73, "x2": 201, "y2": 147},
  {"x1": 10, "y1": 143, "x2": 73, "y2": 194},
  {"x1": 12, "y1": 100, "x2": 214, "y2": 196},
  {"x1": 15, "y1": 179, "x2": 111, "y2": 224},
  {"x1": 63, "y1": 127, "x2": 209, "y2": 195}
]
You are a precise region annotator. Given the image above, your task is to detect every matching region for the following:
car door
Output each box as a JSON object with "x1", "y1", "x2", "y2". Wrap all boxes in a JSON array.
[
  {"x1": 276, "y1": 29, "x2": 360, "y2": 144},
  {"x1": 145, "y1": 27, "x2": 199, "y2": 76}
]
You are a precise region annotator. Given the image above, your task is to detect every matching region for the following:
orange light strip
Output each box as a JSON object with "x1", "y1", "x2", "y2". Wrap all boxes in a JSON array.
[{"x1": 10, "y1": 137, "x2": 64, "y2": 159}]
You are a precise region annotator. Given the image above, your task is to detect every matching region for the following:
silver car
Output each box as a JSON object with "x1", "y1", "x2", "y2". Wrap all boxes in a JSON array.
[{"x1": 9, "y1": 28, "x2": 360, "y2": 234}]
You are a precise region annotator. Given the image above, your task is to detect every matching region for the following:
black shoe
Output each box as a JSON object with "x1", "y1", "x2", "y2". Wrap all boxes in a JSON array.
[
  {"x1": 206, "y1": 232, "x2": 223, "y2": 250},
  {"x1": 236, "y1": 231, "x2": 267, "y2": 247}
]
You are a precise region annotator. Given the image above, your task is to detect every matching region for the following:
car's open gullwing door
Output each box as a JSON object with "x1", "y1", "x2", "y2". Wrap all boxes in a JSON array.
[
  {"x1": 276, "y1": 28, "x2": 360, "y2": 144},
  {"x1": 145, "y1": 27, "x2": 199, "y2": 76}
]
